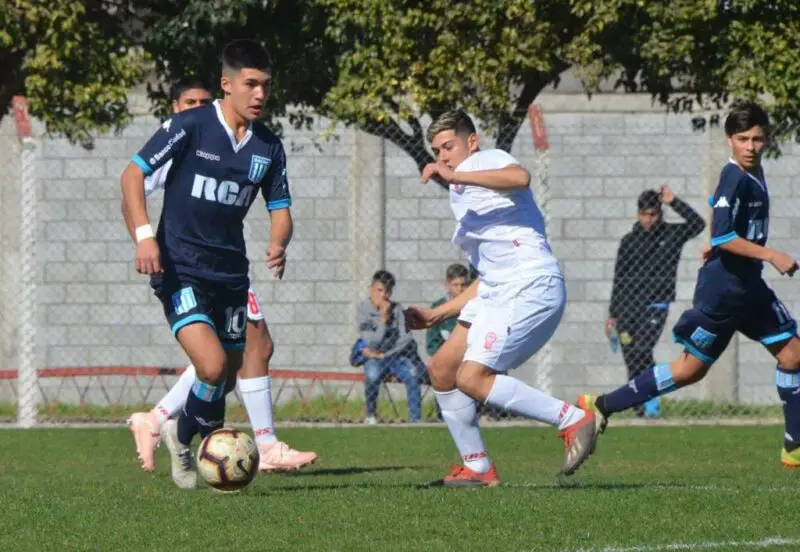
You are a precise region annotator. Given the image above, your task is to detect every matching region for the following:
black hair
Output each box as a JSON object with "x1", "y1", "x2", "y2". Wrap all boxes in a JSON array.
[
  {"x1": 445, "y1": 263, "x2": 469, "y2": 281},
  {"x1": 169, "y1": 76, "x2": 211, "y2": 102},
  {"x1": 371, "y1": 270, "x2": 396, "y2": 291},
  {"x1": 724, "y1": 101, "x2": 770, "y2": 136},
  {"x1": 221, "y1": 39, "x2": 272, "y2": 73},
  {"x1": 637, "y1": 190, "x2": 661, "y2": 212}
]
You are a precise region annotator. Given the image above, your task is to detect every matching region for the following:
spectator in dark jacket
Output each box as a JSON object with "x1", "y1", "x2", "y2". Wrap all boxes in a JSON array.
[{"x1": 607, "y1": 185, "x2": 706, "y2": 417}]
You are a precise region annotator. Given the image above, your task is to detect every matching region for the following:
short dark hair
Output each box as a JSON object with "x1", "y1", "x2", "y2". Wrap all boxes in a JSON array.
[
  {"x1": 637, "y1": 190, "x2": 661, "y2": 211},
  {"x1": 169, "y1": 76, "x2": 210, "y2": 102},
  {"x1": 724, "y1": 101, "x2": 770, "y2": 136},
  {"x1": 426, "y1": 109, "x2": 477, "y2": 143},
  {"x1": 445, "y1": 263, "x2": 469, "y2": 281},
  {"x1": 371, "y1": 270, "x2": 395, "y2": 291},
  {"x1": 221, "y1": 39, "x2": 272, "y2": 74}
]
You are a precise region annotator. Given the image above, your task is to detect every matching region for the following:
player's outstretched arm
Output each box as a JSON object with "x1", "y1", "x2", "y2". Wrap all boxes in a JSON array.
[
  {"x1": 407, "y1": 279, "x2": 479, "y2": 329},
  {"x1": 719, "y1": 237, "x2": 798, "y2": 276},
  {"x1": 421, "y1": 162, "x2": 530, "y2": 191},
  {"x1": 452, "y1": 165, "x2": 530, "y2": 191},
  {"x1": 266, "y1": 208, "x2": 293, "y2": 280}
]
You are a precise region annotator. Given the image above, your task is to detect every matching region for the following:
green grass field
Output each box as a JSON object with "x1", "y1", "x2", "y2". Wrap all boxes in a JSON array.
[{"x1": 1, "y1": 426, "x2": 798, "y2": 551}]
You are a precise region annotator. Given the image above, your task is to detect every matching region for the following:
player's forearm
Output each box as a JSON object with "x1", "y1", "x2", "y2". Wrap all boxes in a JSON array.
[
  {"x1": 269, "y1": 209, "x2": 293, "y2": 248},
  {"x1": 452, "y1": 166, "x2": 530, "y2": 190},
  {"x1": 430, "y1": 280, "x2": 478, "y2": 323},
  {"x1": 718, "y1": 237, "x2": 775, "y2": 262},
  {"x1": 120, "y1": 163, "x2": 151, "y2": 231},
  {"x1": 121, "y1": 199, "x2": 137, "y2": 243}
]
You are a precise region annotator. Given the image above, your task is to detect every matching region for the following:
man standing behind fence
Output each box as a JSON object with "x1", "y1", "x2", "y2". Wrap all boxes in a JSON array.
[{"x1": 607, "y1": 186, "x2": 705, "y2": 417}]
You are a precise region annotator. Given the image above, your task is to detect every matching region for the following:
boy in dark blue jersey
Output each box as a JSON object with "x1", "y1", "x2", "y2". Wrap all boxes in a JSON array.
[
  {"x1": 576, "y1": 102, "x2": 800, "y2": 468},
  {"x1": 120, "y1": 40, "x2": 293, "y2": 489}
]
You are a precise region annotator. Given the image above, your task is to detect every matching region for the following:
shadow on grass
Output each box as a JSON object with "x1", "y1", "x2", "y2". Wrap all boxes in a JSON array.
[{"x1": 278, "y1": 465, "x2": 431, "y2": 477}]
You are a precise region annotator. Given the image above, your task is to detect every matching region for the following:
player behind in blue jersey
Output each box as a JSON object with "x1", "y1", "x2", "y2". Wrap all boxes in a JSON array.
[
  {"x1": 578, "y1": 101, "x2": 800, "y2": 467},
  {"x1": 120, "y1": 39, "x2": 293, "y2": 489}
]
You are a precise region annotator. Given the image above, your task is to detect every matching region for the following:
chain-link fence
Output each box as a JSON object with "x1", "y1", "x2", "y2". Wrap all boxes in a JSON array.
[{"x1": 2, "y1": 94, "x2": 798, "y2": 426}]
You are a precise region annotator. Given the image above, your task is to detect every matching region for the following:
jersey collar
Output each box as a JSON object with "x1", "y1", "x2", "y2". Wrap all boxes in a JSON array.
[
  {"x1": 728, "y1": 158, "x2": 766, "y2": 192},
  {"x1": 213, "y1": 100, "x2": 253, "y2": 153}
]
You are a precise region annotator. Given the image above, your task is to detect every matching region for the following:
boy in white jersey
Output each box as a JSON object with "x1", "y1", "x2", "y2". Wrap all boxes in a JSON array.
[
  {"x1": 407, "y1": 110, "x2": 600, "y2": 486},
  {"x1": 123, "y1": 76, "x2": 316, "y2": 477}
]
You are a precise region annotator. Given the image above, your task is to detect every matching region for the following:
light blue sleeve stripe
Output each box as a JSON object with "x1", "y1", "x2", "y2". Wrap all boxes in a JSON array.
[
  {"x1": 132, "y1": 154, "x2": 153, "y2": 176},
  {"x1": 710, "y1": 232, "x2": 738, "y2": 247},
  {"x1": 267, "y1": 198, "x2": 291, "y2": 211},
  {"x1": 761, "y1": 331, "x2": 795, "y2": 346}
]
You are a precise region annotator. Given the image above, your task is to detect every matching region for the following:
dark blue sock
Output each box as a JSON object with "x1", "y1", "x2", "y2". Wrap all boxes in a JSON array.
[
  {"x1": 597, "y1": 363, "x2": 676, "y2": 416},
  {"x1": 776, "y1": 367, "x2": 800, "y2": 452},
  {"x1": 177, "y1": 378, "x2": 226, "y2": 446}
]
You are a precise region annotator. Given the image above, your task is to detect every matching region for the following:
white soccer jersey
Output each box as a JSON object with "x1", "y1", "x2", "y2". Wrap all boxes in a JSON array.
[{"x1": 450, "y1": 149, "x2": 560, "y2": 285}]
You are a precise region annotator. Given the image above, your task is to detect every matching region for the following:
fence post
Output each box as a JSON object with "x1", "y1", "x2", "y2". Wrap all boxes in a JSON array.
[
  {"x1": 348, "y1": 127, "x2": 386, "y2": 325},
  {"x1": 12, "y1": 96, "x2": 38, "y2": 428},
  {"x1": 528, "y1": 105, "x2": 554, "y2": 395}
]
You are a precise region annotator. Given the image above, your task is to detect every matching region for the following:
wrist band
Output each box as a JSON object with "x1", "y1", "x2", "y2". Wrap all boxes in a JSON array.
[{"x1": 135, "y1": 224, "x2": 154, "y2": 243}]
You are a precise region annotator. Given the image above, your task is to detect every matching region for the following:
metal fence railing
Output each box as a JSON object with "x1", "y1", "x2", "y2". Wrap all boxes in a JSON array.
[{"x1": 1, "y1": 97, "x2": 797, "y2": 426}]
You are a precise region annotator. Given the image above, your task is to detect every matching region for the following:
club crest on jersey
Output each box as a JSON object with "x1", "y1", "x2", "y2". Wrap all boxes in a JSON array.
[{"x1": 248, "y1": 155, "x2": 271, "y2": 183}]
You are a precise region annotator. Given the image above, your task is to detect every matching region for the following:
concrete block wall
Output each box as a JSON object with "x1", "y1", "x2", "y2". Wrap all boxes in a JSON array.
[{"x1": 1, "y1": 92, "x2": 798, "y2": 407}]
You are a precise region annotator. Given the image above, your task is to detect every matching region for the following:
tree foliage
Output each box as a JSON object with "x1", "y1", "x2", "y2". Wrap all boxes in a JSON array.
[
  {"x1": 131, "y1": 0, "x2": 337, "y2": 133},
  {"x1": 0, "y1": 0, "x2": 148, "y2": 143},
  {"x1": 3, "y1": 0, "x2": 800, "y2": 165},
  {"x1": 320, "y1": 0, "x2": 800, "y2": 172}
]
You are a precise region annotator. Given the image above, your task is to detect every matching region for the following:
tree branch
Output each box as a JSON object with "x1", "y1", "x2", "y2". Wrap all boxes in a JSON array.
[
  {"x1": 495, "y1": 67, "x2": 563, "y2": 152},
  {"x1": 360, "y1": 116, "x2": 447, "y2": 190}
]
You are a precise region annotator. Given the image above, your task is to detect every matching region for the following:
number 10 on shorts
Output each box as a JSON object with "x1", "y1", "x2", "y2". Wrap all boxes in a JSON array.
[{"x1": 225, "y1": 306, "x2": 247, "y2": 336}]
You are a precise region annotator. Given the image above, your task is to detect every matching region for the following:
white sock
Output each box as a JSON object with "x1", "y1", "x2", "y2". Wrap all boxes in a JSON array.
[
  {"x1": 238, "y1": 376, "x2": 278, "y2": 446},
  {"x1": 485, "y1": 374, "x2": 584, "y2": 430},
  {"x1": 152, "y1": 364, "x2": 196, "y2": 425},
  {"x1": 435, "y1": 388, "x2": 491, "y2": 473}
]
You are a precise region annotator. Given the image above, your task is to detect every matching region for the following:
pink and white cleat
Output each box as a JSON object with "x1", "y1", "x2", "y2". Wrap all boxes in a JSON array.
[
  {"x1": 258, "y1": 441, "x2": 318, "y2": 472},
  {"x1": 127, "y1": 411, "x2": 161, "y2": 472}
]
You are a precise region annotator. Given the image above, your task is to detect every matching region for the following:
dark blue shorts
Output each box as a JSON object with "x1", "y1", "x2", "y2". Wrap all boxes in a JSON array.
[
  {"x1": 151, "y1": 272, "x2": 248, "y2": 351},
  {"x1": 672, "y1": 279, "x2": 796, "y2": 363}
]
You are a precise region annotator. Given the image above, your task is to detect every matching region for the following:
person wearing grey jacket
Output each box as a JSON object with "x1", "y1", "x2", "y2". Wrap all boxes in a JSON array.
[{"x1": 356, "y1": 270, "x2": 422, "y2": 424}]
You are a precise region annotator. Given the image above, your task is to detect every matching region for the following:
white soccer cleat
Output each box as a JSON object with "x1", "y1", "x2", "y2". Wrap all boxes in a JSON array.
[
  {"x1": 258, "y1": 441, "x2": 318, "y2": 472},
  {"x1": 364, "y1": 415, "x2": 377, "y2": 426},
  {"x1": 127, "y1": 411, "x2": 161, "y2": 472},
  {"x1": 160, "y1": 418, "x2": 197, "y2": 489}
]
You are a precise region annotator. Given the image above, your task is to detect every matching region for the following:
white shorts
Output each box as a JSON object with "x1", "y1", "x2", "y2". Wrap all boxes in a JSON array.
[
  {"x1": 458, "y1": 274, "x2": 565, "y2": 372},
  {"x1": 247, "y1": 287, "x2": 265, "y2": 322}
]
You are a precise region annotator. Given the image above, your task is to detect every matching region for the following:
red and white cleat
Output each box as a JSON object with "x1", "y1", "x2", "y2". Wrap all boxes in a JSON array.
[{"x1": 442, "y1": 464, "x2": 501, "y2": 488}]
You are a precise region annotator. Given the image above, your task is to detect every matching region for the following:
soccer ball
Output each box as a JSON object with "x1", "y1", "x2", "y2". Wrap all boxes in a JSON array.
[{"x1": 197, "y1": 428, "x2": 259, "y2": 492}]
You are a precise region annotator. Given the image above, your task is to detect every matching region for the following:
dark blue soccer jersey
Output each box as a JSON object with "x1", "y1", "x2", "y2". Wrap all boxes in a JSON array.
[
  {"x1": 694, "y1": 160, "x2": 769, "y2": 313},
  {"x1": 132, "y1": 100, "x2": 291, "y2": 284}
]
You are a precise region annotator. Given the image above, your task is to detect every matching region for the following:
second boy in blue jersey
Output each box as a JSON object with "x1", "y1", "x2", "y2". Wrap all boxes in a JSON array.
[
  {"x1": 120, "y1": 40, "x2": 293, "y2": 488},
  {"x1": 577, "y1": 102, "x2": 800, "y2": 468}
]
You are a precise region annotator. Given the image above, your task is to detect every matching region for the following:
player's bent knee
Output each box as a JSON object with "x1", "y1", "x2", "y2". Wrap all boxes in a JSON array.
[
  {"x1": 427, "y1": 355, "x2": 458, "y2": 390},
  {"x1": 770, "y1": 336, "x2": 800, "y2": 371},
  {"x1": 454, "y1": 362, "x2": 492, "y2": 401},
  {"x1": 671, "y1": 354, "x2": 712, "y2": 386}
]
